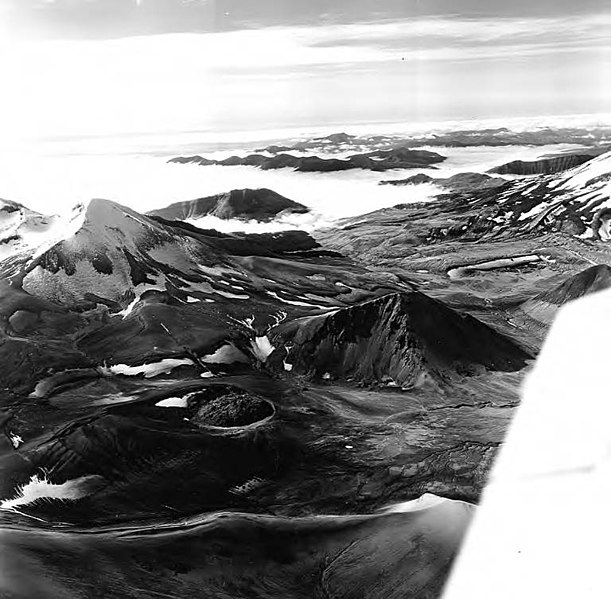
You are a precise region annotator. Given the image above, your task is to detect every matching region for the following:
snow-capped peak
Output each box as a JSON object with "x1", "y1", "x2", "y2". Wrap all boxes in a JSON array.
[{"x1": 2, "y1": 198, "x2": 183, "y2": 305}]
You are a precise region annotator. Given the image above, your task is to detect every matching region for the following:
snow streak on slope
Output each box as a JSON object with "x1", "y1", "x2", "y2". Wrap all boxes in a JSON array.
[
  {"x1": 559, "y1": 151, "x2": 611, "y2": 192},
  {"x1": 1, "y1": 474, "x2": 103, "y2": 510}
]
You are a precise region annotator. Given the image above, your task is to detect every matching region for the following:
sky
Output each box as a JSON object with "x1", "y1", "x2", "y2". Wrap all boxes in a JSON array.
[{"x1": 0, "y1": 0, "x2": 610, "y2": 146}]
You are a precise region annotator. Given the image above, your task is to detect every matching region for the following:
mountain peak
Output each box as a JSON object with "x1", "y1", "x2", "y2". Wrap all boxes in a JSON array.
[
  {"x1": 15, "y1": 198, "x2": 181, "y2": 305},
  {"x1": 73, "y1": 198, "x2": 169, "y2": 244},
  {"x1": 282, "y1": 291, "x2": 532, "y2": 386},
  {"x1": 148, "y1": 188, "x2": 309, "y2": 223}
]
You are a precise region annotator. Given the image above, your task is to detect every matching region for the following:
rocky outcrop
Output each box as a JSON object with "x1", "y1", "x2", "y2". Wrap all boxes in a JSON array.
[
  {"x1": 280, "y1": 291, "x2": 532, "y2": 386},
  {"x1": 147, "y1": 188, "x2": 309, "y2": 222}
]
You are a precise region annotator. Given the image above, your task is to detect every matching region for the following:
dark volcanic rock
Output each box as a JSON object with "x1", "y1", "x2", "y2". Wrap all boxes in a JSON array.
[
  {"x1": 281, "y1": 291, "x2": 532, "y2": 386},
  {"x1": 553, "y1": 212, "x2": 587, "y2": 235},
  {"x1": 148, "y1": 188, "x2": 309, "y2": 222},
  {"x1": 1, "y1": 498, "x2": 472, "y2": 599},
  {"x1": 193, "y1": 391, "x2": 273, "y2": 427}
]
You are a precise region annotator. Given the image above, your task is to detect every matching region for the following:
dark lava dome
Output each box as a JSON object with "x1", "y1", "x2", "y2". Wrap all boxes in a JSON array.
[{"x1": 192, "y1": 390, "x2": 274, "y2": 427}]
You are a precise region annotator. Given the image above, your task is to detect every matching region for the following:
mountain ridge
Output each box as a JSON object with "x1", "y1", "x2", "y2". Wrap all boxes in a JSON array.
[{"x1": 147, "y1": 188, "x2": 309, "y2": 222}]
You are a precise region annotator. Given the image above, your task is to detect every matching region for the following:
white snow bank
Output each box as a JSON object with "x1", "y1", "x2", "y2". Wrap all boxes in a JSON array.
[
  {"x1": 382, "y1": 493, "x2": 451, "y2": 514},
  {"x1": 155, "y1": 396, "x2": 189, "y2": 408},
  {"x1": 251, "y1": 335, "x2": 275, "y2": 362},
  {"x1": 202, "y1": 344, "x2": 249, "y2": 364},
  {"x1": 559, "y1": 150, "x2": 611, "y2": 191},
  {"x1": 0, "y1": 474, "x2": 101, "y2": 510},
  {"x1": 105, "y1": 358, "x2": 194, "y2": 378}
]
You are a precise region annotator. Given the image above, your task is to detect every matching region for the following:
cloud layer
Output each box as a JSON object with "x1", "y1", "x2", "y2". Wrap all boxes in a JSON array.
[{"x1": 0, "y1": 13, "x2": 609, "y2": 142}]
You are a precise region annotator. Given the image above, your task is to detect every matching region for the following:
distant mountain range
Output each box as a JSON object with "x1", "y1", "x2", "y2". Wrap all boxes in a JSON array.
[
  {"x1": 247, "y1": 126, "x2": 611, "y2": 155},
  {"x1": 169, "y1": 146, "x2": 446, "y2": 172}
]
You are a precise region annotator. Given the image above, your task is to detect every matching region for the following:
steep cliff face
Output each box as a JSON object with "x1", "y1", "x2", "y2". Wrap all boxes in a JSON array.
[
  {"x1": 280, "y1": 291, "x2": 532, "y2": 386},
  {"x1": 488, "y1": 153, "x2": 598, "y2": 175},
  {"x1": 147, "y1": 188, "x2": 309, "y2": 222}
]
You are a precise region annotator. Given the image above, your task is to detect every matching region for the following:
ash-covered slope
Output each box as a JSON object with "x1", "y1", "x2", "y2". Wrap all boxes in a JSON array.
[
  {"x1": 502, "y1": 150, "x2": 611, "y2": 228},
  {"x1": 424, "y1": 150, "x2": 611, "y2": 242},
  {"x1": 278, "y1": 291, "x2": 532, "y2": 386},
  {"x1": 345, "y1": 150, "x2": 611, "y2": 248},
  {"x1": 518, "y1": 264, "x2": 611, "y2": 325},
  {"x1": 147, "y1": 188, "x2": 309, "y2": 222},
  {"x1": 442, "y1": 150, "x2": 611, "y2": 241},
  {"x1": 1, "y1": 496, "x2": 473, "y2": 599},
  {"x1": 483, "y1": 149, "x2": 611, "y2": 237}
]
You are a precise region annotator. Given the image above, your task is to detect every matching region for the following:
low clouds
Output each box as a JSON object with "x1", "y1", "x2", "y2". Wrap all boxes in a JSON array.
[
  {"x1": 0, "y1": 12, "x2": 609, "y2": 143},
  {"x1": 6, "y1": 0, "x2": 611, "y2": 40},
  {"x1": 307, "y1": 15, "x2": 611, "y2": 61}
]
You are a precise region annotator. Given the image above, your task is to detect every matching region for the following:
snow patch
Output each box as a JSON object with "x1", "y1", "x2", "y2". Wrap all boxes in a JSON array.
[
  {"x1": 156, "y1": 396, "x2": 189, "y2": 408},
  {"x1": 212, "y1": 289, "x2": 250, "y2": 300},
  {"x1": 265, "y1": 290, "x2": 329, "y2": 309},
  {"x1": 382, "y1": 493, "x2": 451, "y2": 514},
  {"x1": 117, "y1": 280, "x2": 165, "y2": 318},
  {"x1": 9, "y1": 433, "x2": 23, "y2": 449},
  {"x1": 518, "y1": 203, "x2": 551, "y2": 221},
  {"x1": 105, "y1": 358, "x2": 194, "y2": 378},
  {"x1": 202, "y1": 343, "x2": 249, "y2": 364},
  {"x1": 251, "y1": 335, "x2": 275, "y2": 362},
  {"x1": 559, "y1": 151, "x2": 611, "y2": 191},
  {"x1": 1, "y1": 473, "x2": 101, "y2": 510}
]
